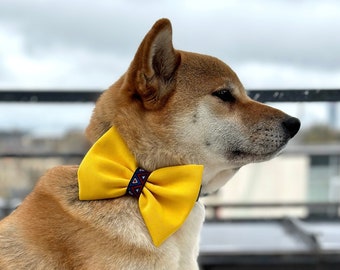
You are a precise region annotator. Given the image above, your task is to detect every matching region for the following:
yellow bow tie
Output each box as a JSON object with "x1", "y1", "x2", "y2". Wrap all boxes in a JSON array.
[{"x1": 77, "y1": 127, "x2": 203, "y2": 247}]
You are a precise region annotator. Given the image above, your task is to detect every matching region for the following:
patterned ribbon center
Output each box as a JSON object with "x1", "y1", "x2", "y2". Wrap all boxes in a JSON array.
[{"x1": 126, "y1": 167, "x2": 151, "y2": 198}]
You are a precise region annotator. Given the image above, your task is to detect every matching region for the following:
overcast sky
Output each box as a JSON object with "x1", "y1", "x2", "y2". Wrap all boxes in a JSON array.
[{"x1": 0, "y1": 0, "x2": 339, "y2": 135}]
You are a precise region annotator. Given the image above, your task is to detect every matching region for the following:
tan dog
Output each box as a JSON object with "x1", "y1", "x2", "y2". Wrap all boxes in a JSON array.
[{"x1": 0, "y1": 18, "x2": 300, "y2": 269}]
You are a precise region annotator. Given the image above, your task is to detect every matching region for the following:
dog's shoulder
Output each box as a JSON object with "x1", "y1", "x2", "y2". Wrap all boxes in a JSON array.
[{"x1": 36, "y1": 165, "x2": 80, "y2": 198}]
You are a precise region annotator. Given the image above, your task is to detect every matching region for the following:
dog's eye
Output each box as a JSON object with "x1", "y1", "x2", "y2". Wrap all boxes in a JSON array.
[{"x1": 212, "y1": 89, "x2": 236, "y2": 103}]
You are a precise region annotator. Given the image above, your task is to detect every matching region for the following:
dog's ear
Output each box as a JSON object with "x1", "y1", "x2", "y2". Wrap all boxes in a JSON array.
[{"x1": 127, "y1": 18, "x2": 180, "y2": 109}]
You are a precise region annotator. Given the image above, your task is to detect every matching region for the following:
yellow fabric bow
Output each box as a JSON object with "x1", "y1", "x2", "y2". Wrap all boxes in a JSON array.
[{"x1": 77, "y1": 127, "x2": 203, "y2": 247}]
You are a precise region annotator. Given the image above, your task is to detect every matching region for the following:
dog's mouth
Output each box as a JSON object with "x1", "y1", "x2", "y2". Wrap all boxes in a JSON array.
[
  {"x1": 231, "y1": 146, "x2": 283, "y2": 157},
  {"x1": 228, "y1": 143, "x2": 287, "y2": 164}
]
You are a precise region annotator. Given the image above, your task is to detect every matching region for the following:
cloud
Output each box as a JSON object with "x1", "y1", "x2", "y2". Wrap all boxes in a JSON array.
[
  {"x1": 0, "y1": 0, "x2": 166, "y2": 55},
  {"x1": 1, "y1": 0, "x2": 340, "y2": 70},
  {"x1": 172, "y1": 0, "x2": 340, "y2": 70},
  {"x1": 235, "y1": 62, "x2": 340, "y2": 89},
  {"x1": 0, "y1": 0, "x2": 339, "y2": 91}
]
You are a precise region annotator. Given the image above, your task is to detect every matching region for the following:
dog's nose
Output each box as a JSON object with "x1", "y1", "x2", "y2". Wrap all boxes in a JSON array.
[{"x1": 282, "y1": 117, "x2": 301, "y2": 138}]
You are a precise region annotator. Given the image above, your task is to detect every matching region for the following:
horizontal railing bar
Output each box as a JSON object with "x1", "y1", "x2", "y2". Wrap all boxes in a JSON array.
[
  {"x1": 0, "y1": 89, "x2": 340, "y2": 103},
  {"x1": 0, "y1": 90, "x2": 101, "y2": 103},
  {"x1": 0, "y1": 153, "x2": 85, "y2": 158},
  {"x1": 2, "y1": 145, "x2": 340, "y2": 159},
  {"x1": 0, "y1": 199, "x2": 338, "y2": 209},
  {"x1": 205, "y1": 202, "x2": 340, "y2": 208},
  {"x1": 248, "y1": 89, "x2": 340, "y2": 102}
]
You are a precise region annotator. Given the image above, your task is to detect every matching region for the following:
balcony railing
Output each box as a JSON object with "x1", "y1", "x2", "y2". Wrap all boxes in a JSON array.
[{"x1": 1, "y1": 89, "x2": 339, "y2": 103}]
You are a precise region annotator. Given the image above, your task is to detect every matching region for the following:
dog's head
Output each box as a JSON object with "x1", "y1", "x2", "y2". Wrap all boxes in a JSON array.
[{"x1": 86, "y1": 19, "x2": 300, "y2": 194}]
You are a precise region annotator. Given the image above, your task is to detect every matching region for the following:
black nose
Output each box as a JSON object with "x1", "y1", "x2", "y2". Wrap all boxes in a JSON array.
[{"x1": 282, "y1": 117, "x2": 301, "y2": 138}]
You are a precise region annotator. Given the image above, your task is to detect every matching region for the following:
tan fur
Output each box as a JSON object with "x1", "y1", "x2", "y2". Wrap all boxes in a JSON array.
[{"x1": 0, "y1": 18, "x2": 299, "y2": 269}]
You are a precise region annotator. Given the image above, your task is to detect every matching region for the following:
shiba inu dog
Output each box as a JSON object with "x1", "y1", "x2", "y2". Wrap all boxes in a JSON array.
[{"x1": 0, "y1": 18, "x2": 300, "y2": 269}]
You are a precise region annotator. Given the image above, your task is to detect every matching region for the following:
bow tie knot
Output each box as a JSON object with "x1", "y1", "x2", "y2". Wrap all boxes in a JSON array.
[
  {"x1": 78, "y1": 127, "x2": 203, "y2": 246},
  {"x1": 127, "y1": 168, "x2": 150, "y2": 198}
]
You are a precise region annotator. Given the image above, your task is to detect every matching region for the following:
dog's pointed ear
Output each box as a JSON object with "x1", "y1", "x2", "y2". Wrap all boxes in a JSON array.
[{"x1": 127, "y1": 18, "x2": 180, "y2": 109}]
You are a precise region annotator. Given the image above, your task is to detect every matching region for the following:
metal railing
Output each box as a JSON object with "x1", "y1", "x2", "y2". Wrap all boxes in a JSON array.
[
  {"x1": 205, "y1": 202, "x2": 340, "y2": 220},
  {"x1": 1, "y1": 89, "x2": 340, "y2": 103}
]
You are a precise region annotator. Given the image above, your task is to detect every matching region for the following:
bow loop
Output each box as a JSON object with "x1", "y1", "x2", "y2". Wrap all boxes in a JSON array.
[{"x1": 78, "y1": 127, "x2": 203, "y2": 246}]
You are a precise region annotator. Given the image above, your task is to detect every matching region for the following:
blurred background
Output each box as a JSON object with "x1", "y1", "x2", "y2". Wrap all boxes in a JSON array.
[{"x1": 0, "y1": 0, "x2": 340, "y2": 269}]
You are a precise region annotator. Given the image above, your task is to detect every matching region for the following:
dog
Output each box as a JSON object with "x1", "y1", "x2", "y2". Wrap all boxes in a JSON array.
[{"x1": 0, "y1": 18, "x2": 300, "y2": 269}]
